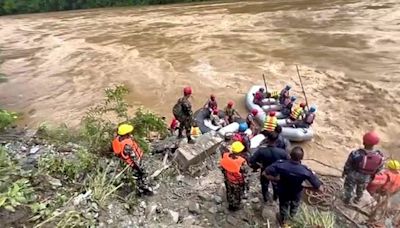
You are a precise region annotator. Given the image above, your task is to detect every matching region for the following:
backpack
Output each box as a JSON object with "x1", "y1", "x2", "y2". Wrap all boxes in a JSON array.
[
  {"x1": 172, "y1": 99, "x2": 183, "y2": 120},
  {"x1": 357, "y1": 149, "x2": 383, "y2": 175}
]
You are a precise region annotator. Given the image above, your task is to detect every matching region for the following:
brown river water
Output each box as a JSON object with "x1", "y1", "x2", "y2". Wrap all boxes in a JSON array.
[{"x1": 1, "y1": 0, "x2": 399, "y2": 166}]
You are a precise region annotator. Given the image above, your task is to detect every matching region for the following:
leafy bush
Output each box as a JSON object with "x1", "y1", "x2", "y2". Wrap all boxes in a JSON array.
[
  {"x1": 36, "y1": 123, "x2": 80, "y2": 145},
  {"x1": 289, "y1": 204, "x2": 336, "y2": 228},
  {"x1": 38, "y1": 148, "x2": 96, "y2": 181},
  {"x1": 0, "y1": 109, "x2": 18, "y2": 131}
]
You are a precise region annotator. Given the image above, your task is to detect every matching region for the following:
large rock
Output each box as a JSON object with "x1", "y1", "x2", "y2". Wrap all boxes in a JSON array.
[{"x1": 173, "y1": 132, "x2": 222, "y2": 170}]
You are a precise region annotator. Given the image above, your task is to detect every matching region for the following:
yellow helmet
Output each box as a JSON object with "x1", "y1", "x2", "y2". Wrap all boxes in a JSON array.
[
  {"x1": 231, "y1": 141, "x2": 245, "y2": 154},
  {"x1": 118, "y1": 124, "x2": 134, "y2": 135},
  {"x1": 386, "y1": 159, "x2": 400, "y2": 170}
]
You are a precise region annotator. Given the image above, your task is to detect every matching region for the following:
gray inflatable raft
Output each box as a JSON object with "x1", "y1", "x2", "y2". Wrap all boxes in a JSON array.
[{"x1": 245, "y1": 85, "x2": 314, "y2": 142}]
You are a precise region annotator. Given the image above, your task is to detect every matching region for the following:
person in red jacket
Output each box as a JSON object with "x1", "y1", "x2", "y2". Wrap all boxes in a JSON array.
[{"x1": 367, "y1": 159, "x2": 400, "y2": 196}]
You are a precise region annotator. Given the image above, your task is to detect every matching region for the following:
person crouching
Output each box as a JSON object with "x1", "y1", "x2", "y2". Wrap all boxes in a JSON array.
[{"x1": 220, "y1": 141, "x2": 249, "y2": 211}]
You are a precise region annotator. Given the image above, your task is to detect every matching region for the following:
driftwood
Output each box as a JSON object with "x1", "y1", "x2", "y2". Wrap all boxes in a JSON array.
[{"x1": 150, "y1": 152, "x2": 171, "y2": 179}]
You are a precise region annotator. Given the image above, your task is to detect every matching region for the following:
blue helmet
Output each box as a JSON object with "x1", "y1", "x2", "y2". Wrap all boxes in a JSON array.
[
  {"x1": 285, "y1": 85, "x2": 291, "y2": 90},
  {"x1": 291, "y1": 96, "x2": 297, "y2": 101},
  {"x1": 310, "y1": 105, "x2": 317, "y2": 113},
  {"x1": 238, "y1": 122, "x2": 248, "y2": 132}
]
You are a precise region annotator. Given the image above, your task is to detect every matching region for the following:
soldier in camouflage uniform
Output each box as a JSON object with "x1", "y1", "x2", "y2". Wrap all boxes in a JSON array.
[
  {"x1": 175, "y1": 86, "x2": 194, "y2": 144},
  {"x1": 342, "y1": 131, "x2": 384, "y2": 204},
  {"x1": 220, "y1": 141, "x2": 249, "y2": 211}
]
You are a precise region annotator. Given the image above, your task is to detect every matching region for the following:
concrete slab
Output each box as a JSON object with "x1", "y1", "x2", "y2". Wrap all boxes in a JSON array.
[{"x1": 174, "y1": 132, "x2": 223, "y2": 170}]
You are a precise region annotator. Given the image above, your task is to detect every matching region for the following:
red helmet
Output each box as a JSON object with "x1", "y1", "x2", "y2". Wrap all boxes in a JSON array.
[
  {"x1": 227, "y1": 101, "x2": 234, "y2": 107},
  {"x1": 363, "y1": 131, "x2": 380, "y2": 146},
  {"x1": 210, "y1": 94, "x2": 215, "y2": 100},
  {"x1": 212, "y1": 108, "x2": 219, "y2": 114},
  {"x1": 300, "y1": 103, "x2": 306, "y2": 108},
  {"x1": 269, "y1": 111, "x2": 276, "y2": 116},
  {"x1": 183, "y1": 86, "x2": 192, "y2": 96},
  {"x1": 251, "y1": 109, "x2": 258, "y2": 116}
]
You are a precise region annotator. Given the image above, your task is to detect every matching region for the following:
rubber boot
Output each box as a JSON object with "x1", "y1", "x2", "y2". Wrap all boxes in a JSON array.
[
  {"x1": 177, "y1": 129, "x2": 184, "y2": 139},
  {"x1": 187, "y1": 135, "x2": 195, "y2": 144}
]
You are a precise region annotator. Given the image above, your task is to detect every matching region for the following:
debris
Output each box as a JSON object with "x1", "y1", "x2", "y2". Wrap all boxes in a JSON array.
[
  {"x1": 182, "y1": 215, "x2": 196, "y2": 225},
  {"x1": 176, "y1": 174, "x2": 185, "y2": 182},
  {"x1": 29, "y1": 145, "x2": 41, "y2": 154},
  {"x1": 251, "y1": 197, "x2": 260, "y2": 204},
  {"x1": 226, "y1": 215, "x2": 239, "y2": 225},
  {"x1": 188, "y1": 203, "x2": 201, "y2": 215},
  {"x1": 213, "y1": 195, "x2": 223, "y2": 204},
  {"x1": 73, "y1": 190, "x2": 92, "y2": 206},
  {"x1": 47, "y1": 176, "x2": 62, "y2": 187},
  {"x1": 146, "y1": 203, "x2": 159, "y2": 219},
  {"x1": 198, "y1": 192, "x2": 212, "y2": 201},
  {"x1": 208, "y1": 206, "x2": 218, "y2": 214},
  {"x1": 139, "y1": 201, "x2": 147, "y2": 209},
  {"x1": 168, "y1": 210, "x2": 180, "y2": 223},
  {"x1": 21, "y1": 146, "x2": 27, "y2": 152}
]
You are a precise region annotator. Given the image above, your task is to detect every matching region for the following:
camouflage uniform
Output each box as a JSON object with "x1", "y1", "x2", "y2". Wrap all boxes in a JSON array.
[
  {"x1": 343, "y1": 149, "x2": 384, "y2": 203},
  {"x1": 177, "y1": 96, "x2": 193, "y2": 140}
]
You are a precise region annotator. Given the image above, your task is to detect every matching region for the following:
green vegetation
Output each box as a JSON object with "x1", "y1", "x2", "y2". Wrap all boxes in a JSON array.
[
  {"x1": 289, "y1": 205, "x2": 336, "y2": 228},
  {"x1": 0, "y1": 0, "x2": 208, "y2": 15},
  {"x1": 0, "y1": 108, "x2": 18, "y2": 131}
]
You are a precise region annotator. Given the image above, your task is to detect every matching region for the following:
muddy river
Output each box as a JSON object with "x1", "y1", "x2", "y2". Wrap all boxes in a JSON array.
[{"x1": 1, "y1": 0, "x2": 399, "y2": 164}]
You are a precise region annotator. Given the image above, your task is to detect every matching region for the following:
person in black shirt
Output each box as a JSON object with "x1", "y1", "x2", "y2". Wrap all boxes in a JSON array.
[
  {"x1": 249, "y1": 131, "x2": 289, "y2": 202},
  {"x1": 264, "y1": 146, "x2": 322, "y2": 226}
]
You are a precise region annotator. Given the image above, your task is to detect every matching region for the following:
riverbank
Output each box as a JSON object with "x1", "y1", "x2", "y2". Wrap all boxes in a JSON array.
[{"x1": 0, "y1": 0, "x2": 210, "y2": 16}]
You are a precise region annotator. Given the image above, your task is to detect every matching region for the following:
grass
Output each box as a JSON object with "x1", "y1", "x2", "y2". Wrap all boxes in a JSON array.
[
  {"x1": 0, "y1": 108, "x2": 18, "y2": 131},
  {"x1": 289, "y1": 204, "x2": 336, "y2": 228}
]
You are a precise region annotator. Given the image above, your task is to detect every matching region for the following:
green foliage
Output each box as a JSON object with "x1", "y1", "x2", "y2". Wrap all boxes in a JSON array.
[
  {"x1": 289, "y1": 205, "x2": 336, "y2": 228},
  {"x1": 85, "y1": 163, "x2": 128, "y2": 207},
  {"x1": 56, "y1": 210, "x2": 96, "y2": 228},
  {"x1": 0, "y1": 0, "x2": 208, "y2": 15},
  {"x1": 37, "y1": 123, "x2": 80, "y2": 145},
  {"x1": 0, "y1": 108, "x2": 18, "y2": 131},
  {"x1": 38, "y1": 148, "x2": 96, "y2": 180},
  {"x1": 129, "y1": 108, "x2": 168, "y2": 139}
]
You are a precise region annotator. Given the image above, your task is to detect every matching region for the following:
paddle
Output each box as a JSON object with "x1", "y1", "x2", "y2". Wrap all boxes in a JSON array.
[
  {"x1": 262, "y1": 73, "x2": 268, "y2": 92},
  {"x1": 296, "y1": 65, "x2": 310, "y2": 110}
]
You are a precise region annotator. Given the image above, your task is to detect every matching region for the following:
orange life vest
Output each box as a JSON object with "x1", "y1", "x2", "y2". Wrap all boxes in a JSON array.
[
  {"x1": 112, "y1": 136, "x2": 143, "y2": 166},
  {"x1": 220, "y1": 153, "x2": 245, "y2": 184},
  {"x1": 367, "y1": 170, "x2": 400, "y2": 194},
  {"x1": 263, "y1": 116, "x2": 277, "y2": 132},
  {"x1": 290, "y1": 106, "x2": 304, "y2": 120}
]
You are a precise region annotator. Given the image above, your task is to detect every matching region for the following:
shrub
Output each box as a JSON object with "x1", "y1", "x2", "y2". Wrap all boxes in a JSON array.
[
  {"x1": 289, "y1": 204, "x2": 336, "y2": 228},
  {"x1": 0, "y1": 109, "x2": 18, "y2": 131}
]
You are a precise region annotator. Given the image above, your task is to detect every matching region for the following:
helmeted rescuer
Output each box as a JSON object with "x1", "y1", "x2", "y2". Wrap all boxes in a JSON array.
[
  {"x1": 263, "y1": 111, "x2": 278, "y2": 132},
  {"x1": 224, "y1": 101, "x2": 239, "y2": 124},
  {"x1": 367, "y1": 159, "x2": 400, "y2": 196},
  {"x1": 172, "y1": 86, "x2": 194, "y2": 143},
  {"x1": 342, "y1": 131, "x2": 384, "y2": 204},
  {"x1": 206, "y1": 94, "x2": 218, "y2": 111},
  {"x1": 281, "y1": 96, "x2": 296, "y2": 117},
  {"x1": 250, "y1": 131, "x2": 289, "y2": 202},
  {"x1": 210, "y1": 108, "x2": 224, "y2": 127},
  {"x1": 112, "y1": 124, "x2": 152, "y2": 196},
  {"x1": 220, "y1": 141, "x2": 249, "y2": 211},
  {"x1": 290, "y1": 102, "x2": 306, "y2": 121},
  {"x1": 169, "y1": 117, "x2": 179, "y2": 135},
  {"x1": 232, "y1": 122, "x2": 251, "y2": 160},
  {"x1": 274, "y1": 125, "x2": 291, "y2": 152},
  {"x1": 293, "y1": 105, "x2": 316, "y2": 128},
  {"x1": 246, "y1": 108, "x2": 258, "y2": 134},
  {"x1": 264, "y1": 146, "x2": 322, "y2": 226},
  {"x1": 253, "y1": 88, "x2": 267, "y2": 107},
  {"x1": 268, "y1": 90, "x2": 280, "y2": 100},
  {"x1": 279, "y1": 85, "x2": 291, "y2": 104}
]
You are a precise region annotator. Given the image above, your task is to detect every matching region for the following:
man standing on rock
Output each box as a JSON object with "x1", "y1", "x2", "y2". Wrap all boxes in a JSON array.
[
  {"x1": 264, "y1": 146, "x2": 322, "y2": 226},
  {"x1": 342, "y1": 131, "x2": 384, "y2": 205},
  {"x1": 112, "y1": 124, "x2": 153, "y2": 196},
  {"x1": 220, "y1": 141, "x2": 249, "y2": 211},
  {"x1": 173, "y1": 86, "x2": 194, "y2": 143},
  {"x1": 249, "y1": 131, "x2": 289, "y2": 202}
]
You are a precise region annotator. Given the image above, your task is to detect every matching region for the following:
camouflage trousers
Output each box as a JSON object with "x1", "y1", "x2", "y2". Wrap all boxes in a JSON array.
[
  {"x1": 343, "y1": 170, "x2": 371, "y2": 203},
  {"x1": 225, "y1": 180, "x2": 245, "y2": 211}
]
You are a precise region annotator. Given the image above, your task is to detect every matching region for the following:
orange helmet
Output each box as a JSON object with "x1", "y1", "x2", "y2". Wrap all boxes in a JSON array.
[
  {"x1": 183, "y1": 86, "x2": 192, "y2": 96},
  {"x1": 363, "y1": 131, "x2": 380, "y2": 146}
]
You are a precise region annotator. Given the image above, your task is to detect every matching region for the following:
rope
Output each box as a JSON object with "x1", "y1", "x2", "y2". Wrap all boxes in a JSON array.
[{"x1": 304, "y1": 176, "x2": 342, "y2": 211}]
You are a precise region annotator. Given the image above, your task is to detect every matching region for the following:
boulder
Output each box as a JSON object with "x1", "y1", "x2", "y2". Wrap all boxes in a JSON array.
[
  {"x1": 188, "y1": 203, "x2": 201, "y2": 215},
  {"x1": 168, "y1": 210, "x2": 180, "y2": 223},
  {"x1": 173, "y1": 132, "x2": 222, "y2": 170}
]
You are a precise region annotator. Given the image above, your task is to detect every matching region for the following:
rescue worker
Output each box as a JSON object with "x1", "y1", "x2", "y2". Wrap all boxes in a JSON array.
[
  {"x1": 342, "y1": 131, "x2": 384, "y2": 205},
  {"x1": 112, "y1": 124, "x2": 153, "y2": 196},
  {"x1": 253, "y1": 88, "x2": 267, "y2": 107},
  {"x1": 281, "y1": 96, "x2": 296, "y2": 117},
  {"x1": 205, "y1": 94, "x2": 218, "y2": 113},
  {"x1": 279, "y1": 85, "x2": 291, "y2": 105},
  {"x1": 249, "y1": 131, "x2": 289, "y2": 202},
  {"x1": 220, "y1": 141, "x2": 249, "y2": 211},
  {"x1": 274, "y1": 125, "x2": 291, "y2": 152},
  {"x1": 264, "y1": 146, "x2": 322, "y2": 226},
  {"x1": 232, "y1": 122, "x2": 251, "y2": 160},
  {"x1": 190, "y1": 122, "x2": 202, "y2": 140},
  {"x1": 367, "y1": 159, "x2": 400, "y2": 196},
  {"x1": 173, "y1": 86, "x2": 194, "y2": 143},
  {"x1": 290, "y1": 102, "x2": 306, "y2": 122},
  {"x1": 224, "y1": 101, "x2": 240, "y2": 124},
  {"x1": 263, "y1": 111, "x2": 278, "y2": 132},
  {"x1": 293, "y1": 105, "x2": 316, "y2": 128},
  {"x1": 267, "y1": 90, "x2": 280, "y2": 100},
  {"x1": 169, "y1": 117, "x2": 179, "y2": 135},
  {"x1": 246, "y1": 109, "x2": 259, "y2": 134},
  {"x1": 210, "y1": 108, "x2": 225, "y2": 127}
]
